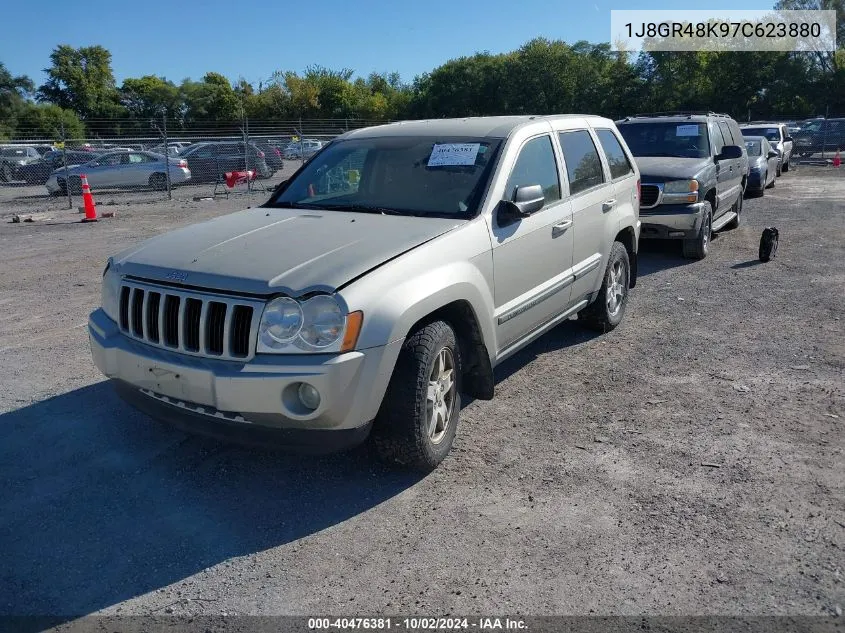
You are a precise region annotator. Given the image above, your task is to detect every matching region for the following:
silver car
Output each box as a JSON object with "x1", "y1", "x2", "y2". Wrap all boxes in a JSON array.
[
  {"x1": 739, "y1": 123, "x2": 794, "y2": 175},
  {"x1": 89, "y1": 116, "x2": 641, "y2": 470},
  {"x1": 46, "y1": 150, "x2": 191, "y2": 194}
]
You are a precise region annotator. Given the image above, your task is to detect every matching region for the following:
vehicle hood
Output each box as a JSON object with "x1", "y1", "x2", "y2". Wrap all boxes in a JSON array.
[
  {"x1": 112, "y1": 207, "x2": 464, "y2": 296},
  {"x1": 633, "y1": 156, "x2": 714, "y2": 182}
]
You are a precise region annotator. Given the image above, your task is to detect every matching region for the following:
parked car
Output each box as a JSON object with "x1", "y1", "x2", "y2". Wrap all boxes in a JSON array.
[
  {"x1": 616, "y1": 111, "x2": 748, "y2": 259},
  {"x1": 792, "y1": 118, "x2": 845, "y2": 157},
  {"x1": 282, "y1": 139, "x2": 324, "y2": 160},
  {"x1": 0, "y1": 145, "x2": 41, "y2": 182},
  {"x1": 15, "y1": 150, "x2": 104, "y2": 185},
  {"x1": 742, "y1": 136, "x2": 779, "y2": 196},
  {"x1": 45, "y1": 150, "x2": 190, "y2": 194},
  {"x1": 89, "y1": 115, "x2": 641, "y2": 470},
  {"x1": 253, "y1": 140, "x2": 285, "y2": 170},
  {"x1": 739, "y1": 123, "x2": 793, "y2": 174},
  {"x1": 179, "y1": 141, "x2": 272, "y2": 182}
]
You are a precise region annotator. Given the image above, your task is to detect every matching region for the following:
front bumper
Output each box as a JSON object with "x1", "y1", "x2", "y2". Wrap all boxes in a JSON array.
[
  {"x1": 639, "y1": 202, "x2": 705, "y2": 240},
  {"x1": 747, "y1": 171, "x2": 766, "y2": 190},
  {"x1": 88, "y1": 308, "x2": 402, "y2": 451}
]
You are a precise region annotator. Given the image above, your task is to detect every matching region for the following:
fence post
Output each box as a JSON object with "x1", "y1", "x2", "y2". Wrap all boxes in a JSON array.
[
  {"x1": 243, "y1": 114, "x2": 251, "y2": 193},
  {"x1": 163, "y1": 111, "x2": 172, "y2": 200},
  {"x1": 298, "y1": 117, "x2": 304, "y2": 166},
  {"x1": 60, "y1": 121, "x2": 72, "y2": 210}
]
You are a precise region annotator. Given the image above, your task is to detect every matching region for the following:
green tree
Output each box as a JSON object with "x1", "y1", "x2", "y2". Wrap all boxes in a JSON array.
[
  {"x1": 0, "y1": 62, "x2": 34, "y2": 138},
  {"x1": 120, "y1": 75, "x2": 182, "y2": 121},
  {"x1": 37, "y1": 45, "x2": 124, "y2": 124},
  {"x1": 181, "y1": 72, "x2": 243, "y2": 124},
  {"x1": 14, "y1": 103, "x2": 85, "y2": 141}
]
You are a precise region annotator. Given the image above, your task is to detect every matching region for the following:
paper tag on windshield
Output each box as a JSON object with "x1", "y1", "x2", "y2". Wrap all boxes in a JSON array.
[
  {"x1": 676, "y1": 125, "x2": 700, "y2": 136},
  {"x1": 428, "y1": 143, "x2": 481, "y2": 166}
]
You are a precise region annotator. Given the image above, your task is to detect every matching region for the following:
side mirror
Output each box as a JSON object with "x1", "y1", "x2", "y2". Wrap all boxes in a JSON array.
[
  {"x1": 768, "y1": 150, "x2": 780, "y2": 159},
  {"x1": 497, "y1": 184, "x2": 545, "y2": 224},
  {"x1": 784, "y1": 136, "x2": 794, "y2": 142},
  {"x1": 716, "y1": 145, "x2": 743, "y2": 161}
]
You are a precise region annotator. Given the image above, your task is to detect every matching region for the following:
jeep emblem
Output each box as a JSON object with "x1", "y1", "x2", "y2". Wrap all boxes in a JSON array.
[{"x1": 166, "y1": 270, "x2": 189, "y2": 282}]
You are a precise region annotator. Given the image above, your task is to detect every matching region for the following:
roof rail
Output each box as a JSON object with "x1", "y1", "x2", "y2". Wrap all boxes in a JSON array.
[{"x1": 630, "y1": 110, "x2": 717, "y2": 118}]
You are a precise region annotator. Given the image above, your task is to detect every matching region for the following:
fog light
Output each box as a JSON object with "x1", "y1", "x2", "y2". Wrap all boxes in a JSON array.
[{"x1": 297, "y1": 383, "x2": 321, "y2": 410}]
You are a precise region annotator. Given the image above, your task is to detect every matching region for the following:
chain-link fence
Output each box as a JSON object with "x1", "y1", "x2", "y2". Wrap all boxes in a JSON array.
[{"x1": 0, "y1": 118, "x2": 388, "y2": 216}]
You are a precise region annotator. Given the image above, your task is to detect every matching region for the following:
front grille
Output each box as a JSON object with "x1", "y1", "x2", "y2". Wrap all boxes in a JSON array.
[
  {"x1": 640, "y1": 184, "x2": 661, "y2": 209},
  {"x1": 118, "y1": 281, "x2": 262, "y2": 360}
]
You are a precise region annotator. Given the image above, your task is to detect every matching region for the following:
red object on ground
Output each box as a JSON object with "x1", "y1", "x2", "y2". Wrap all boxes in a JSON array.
[
  {"x1": 80, "y1": 174, "x2": 98, "y2": 223},
  {"x1": 834, "y1": 150, "x2": 841, "y2": 168},
  {"x1": 225, "y1": 170, "x2": 256, "y2": 188}
]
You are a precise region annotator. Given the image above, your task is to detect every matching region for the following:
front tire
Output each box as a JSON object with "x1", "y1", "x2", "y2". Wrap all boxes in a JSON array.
[
  {"x1": 372, "y1": 321, "x2": 462, "y2": 471},
  {"x1": 579, "y1": 241, "x2": 630, "y2": 332},
  {"x1": 682, "y1": 201, "x2": 712, "y2": 260}
]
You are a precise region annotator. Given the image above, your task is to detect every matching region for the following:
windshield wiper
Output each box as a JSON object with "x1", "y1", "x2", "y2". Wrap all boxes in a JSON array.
[
  {"x1": 269, "y1": 201, "x2": 316, "y2": 209},
  {"x1": 317, "y1": 203, "x2": 409, "y2": 216}
]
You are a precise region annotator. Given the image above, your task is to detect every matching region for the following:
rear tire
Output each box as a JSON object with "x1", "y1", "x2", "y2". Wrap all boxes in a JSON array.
[
  {"x1": 0, "y1": 163, "x2": 12, "y2": 182},
  {"x1": 578, "y1": 241, "x2": 631, "y2": 333},
  {"x1": 149, "y1": 172, "x2": 168, "y2": 191},
  {"x1": 682, "y1": 201, "x2": 712, "y2": 260},
  {"x1": 372, "y1": 321, "x2": 462, "y2": 472}
]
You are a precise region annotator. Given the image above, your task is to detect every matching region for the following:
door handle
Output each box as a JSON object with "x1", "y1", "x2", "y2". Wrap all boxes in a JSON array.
[
  {"x1": 552, "y1": 219, "x2": 572, "y2": 234},
  {"x1": 602, "y1": 199, "x2": 616, "y2": 212}
]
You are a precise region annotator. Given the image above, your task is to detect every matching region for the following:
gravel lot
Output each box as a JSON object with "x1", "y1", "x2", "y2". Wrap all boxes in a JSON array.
[{"x1": 0, "y1": 166, "x2": 843, "y2": 622}]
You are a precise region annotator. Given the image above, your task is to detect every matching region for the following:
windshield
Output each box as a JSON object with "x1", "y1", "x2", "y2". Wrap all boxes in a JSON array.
[
  {"x1": 1, "y1": 148, "x2": 28, "y2": 158},
  {"x1": 743, "y1": 127, "x2": 780, "y2": 141},
  {"x1": 616, "y1": 122, "x2": 710, "y2": 159},
  {"x1": 744, "y1": 139, "x2": 762, "y2": 156},
  {"x1": 267, "y1": 135, "x2": 503, "y2": 218}
]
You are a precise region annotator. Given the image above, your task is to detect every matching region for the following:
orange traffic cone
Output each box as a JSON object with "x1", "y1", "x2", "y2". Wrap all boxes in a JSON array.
[
  {"x1": 80, "y1": 174, "x2": 98, "y2": 222},
  {"x1": 834, "y1": 149, "x2": 841, "y2": 168}
]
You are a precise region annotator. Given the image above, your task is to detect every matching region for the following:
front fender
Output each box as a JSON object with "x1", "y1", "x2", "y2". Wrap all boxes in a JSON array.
[
  {"x1": 339, "y1": 220, "x2": 497, "y2": 359},
  {"x1": 349, "y1": 260, "x2": 496, "y2": 360}
]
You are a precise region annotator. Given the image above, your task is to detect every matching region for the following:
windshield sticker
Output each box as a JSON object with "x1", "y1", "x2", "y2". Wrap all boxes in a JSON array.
[
  {"x1": 676, "y1": 125, "x2": 700, "y2": 136},
  {"x1": 428, "y1": 143, "x2": 481, "y2": 166}
]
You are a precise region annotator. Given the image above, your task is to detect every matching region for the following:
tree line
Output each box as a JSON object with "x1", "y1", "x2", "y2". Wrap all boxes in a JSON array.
[{"x1": 1, "y1": 0, "x2": 843, "y2": 141}]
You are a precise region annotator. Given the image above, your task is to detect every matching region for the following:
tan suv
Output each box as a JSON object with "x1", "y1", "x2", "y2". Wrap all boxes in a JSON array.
[{"x1": 90, "y1": 115, "x2": 641, "y2": 470}]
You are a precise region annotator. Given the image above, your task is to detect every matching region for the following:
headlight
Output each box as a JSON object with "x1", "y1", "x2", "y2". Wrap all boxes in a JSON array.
[
  {"x1": 663, "y1": 179, "x2": 699, "y2": 194},
  {"x1": 257, "y1": 294, "x2": 363, "y2": 354},
  {"x1": 662, "y1": 179, "x2": 699, "y2": 203},
  {"x1": 259, "y1": 297, "x2": 303, "y2": 345},
  {"x1": 300, "y1": 295, "x2": 344, "y2": 348},
  {"x1": 101, "y1": 259, "x2": 121, "y2": 322}
]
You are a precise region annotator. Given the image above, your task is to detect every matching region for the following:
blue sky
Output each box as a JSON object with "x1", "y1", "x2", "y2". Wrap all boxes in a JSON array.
[{"x1": 2, "y1": 0, "x2": 775, "y2": 88}]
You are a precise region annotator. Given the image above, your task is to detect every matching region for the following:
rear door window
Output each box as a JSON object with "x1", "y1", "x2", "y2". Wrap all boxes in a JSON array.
[
  {"x1": 594, "y1": 129, "x2": 634, "y2": 180},
  {"x1": 558, "y1": 130, "x2": 605, "y2": 195},
  {"x1": 718, "y1": 121, "x2": 736, "y2": 146}
]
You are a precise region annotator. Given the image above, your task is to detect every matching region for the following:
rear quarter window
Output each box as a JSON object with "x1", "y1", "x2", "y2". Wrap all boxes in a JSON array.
[{"x1": 594, "y1": 129, "x2": 634, "y2": 180}]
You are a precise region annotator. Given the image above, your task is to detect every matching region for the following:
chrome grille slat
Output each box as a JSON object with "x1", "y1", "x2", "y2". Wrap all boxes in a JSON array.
[
  {"x1": 221, "y1": 306, "x2": 234, "y2": 357},
  {"x1": 198, "y1": 301, "x2": 210, "y2": 354},
  {"x1": 117, "y1": 280, "x2": 262, "y2": 361},
  {"x1": 177, "y1": 295, "x2": 187, "y2": 352}
]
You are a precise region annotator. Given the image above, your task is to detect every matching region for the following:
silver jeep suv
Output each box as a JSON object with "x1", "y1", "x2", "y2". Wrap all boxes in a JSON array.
[{"x1": 89, "y1": 115, "x2": 641, "y2": 470}]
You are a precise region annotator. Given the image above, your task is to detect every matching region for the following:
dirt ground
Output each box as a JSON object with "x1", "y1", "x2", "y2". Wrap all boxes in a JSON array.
[{"x1": 0, "y1": 166, "x2": 843, "y2": 622}]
